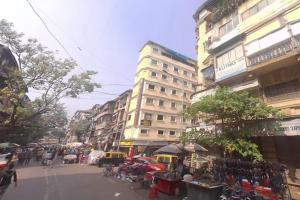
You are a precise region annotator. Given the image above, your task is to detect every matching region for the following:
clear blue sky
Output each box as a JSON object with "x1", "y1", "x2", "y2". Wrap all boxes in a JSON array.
[{"x1": 1, "y1": 0, "x2": 204, "y2": 116}]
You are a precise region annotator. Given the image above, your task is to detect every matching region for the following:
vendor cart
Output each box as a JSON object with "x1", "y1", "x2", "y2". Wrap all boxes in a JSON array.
[
  {"x1": 183, "y1": 180, "x2": 223, "y2": 200},
  {"x1": 146, "y1": 171, "x2": 181, "y2": 195}
]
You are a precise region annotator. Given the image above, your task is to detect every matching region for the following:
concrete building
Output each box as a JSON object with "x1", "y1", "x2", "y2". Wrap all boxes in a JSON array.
[
  {"x1": 93, "y1": 89, "x2": 132, "y2": 151},
  {"x1": 193, "y1": 0, "x2": 300, "y2": 195},
  {"x1": 94, "y1": 100, "x2": 115, "y2": 150},
  {"x1": 111, "y1": 89, "x2": 132, "y2": 149},
  {"x1": 123, "y1": 41, "x2": 197, "y2": 154}
]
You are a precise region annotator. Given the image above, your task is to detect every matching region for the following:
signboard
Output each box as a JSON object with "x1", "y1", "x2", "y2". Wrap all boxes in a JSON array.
[
  {"x1": 277, "y1": 118, "x2": 300, "y2": 136},
  {"x1": 120, "y1": 140, "x2": 134, "y2": 147},
  {"x1": 216, "y1": 56, "x2": 247, "y2": 82}
]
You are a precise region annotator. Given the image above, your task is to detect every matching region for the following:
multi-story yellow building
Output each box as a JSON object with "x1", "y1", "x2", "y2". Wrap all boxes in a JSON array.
[
  {"x1": 122, "y1": 41, "x2": 197, "y2": 154},
  {"x1": 193, "y1": 0, "x2": 300, "y2": 196}
]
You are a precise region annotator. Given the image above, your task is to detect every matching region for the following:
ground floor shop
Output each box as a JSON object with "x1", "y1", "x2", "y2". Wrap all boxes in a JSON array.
[{"x1": 255, "y1": 135, "x2": 300, "y2": 199}]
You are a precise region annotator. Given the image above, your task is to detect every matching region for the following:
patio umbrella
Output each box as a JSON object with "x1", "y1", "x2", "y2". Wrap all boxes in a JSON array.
[
  {"x1": 154, "y1": 144, "x2": 183, "y2": 154},
  {"x1": 0, "y1": 143, "x2": 20, "y2": 149},
  {"x1": 184, "y1": 143, "x2": 208, "y2": 152}
]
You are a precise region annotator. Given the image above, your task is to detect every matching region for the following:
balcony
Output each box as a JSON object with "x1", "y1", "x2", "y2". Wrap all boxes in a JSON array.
[
  {"x1": 248, "y1": 39, "x2": 293, "y2": 67},
  {"x1": 266, "y1": 90, "x2": 300, "y2": 103}
]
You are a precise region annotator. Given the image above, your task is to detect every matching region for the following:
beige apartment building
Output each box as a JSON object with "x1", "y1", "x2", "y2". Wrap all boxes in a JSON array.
[
  {"x1": 123, "y1": 41, "x2": 197, "y2": 154},
  {"x1": 193, "y1": 0, "x2": 300, "y2": 196}
]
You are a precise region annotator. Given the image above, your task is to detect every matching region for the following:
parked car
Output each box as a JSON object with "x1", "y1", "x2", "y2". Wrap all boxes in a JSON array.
[
  {"x1": 135, "y1": 157, "x2": 165, "y2": 171},
  {"x1": 98, "y1": 152, "x2": 126, "y2": 167},
  {"x1": 87, "y1": 150, "x2": 104, "y2": 165},
  {"x1": 63, "y1": 151, "x2": 77, "y2": 164}
]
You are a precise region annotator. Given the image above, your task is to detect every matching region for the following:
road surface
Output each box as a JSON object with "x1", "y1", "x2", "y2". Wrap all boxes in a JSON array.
[{"x1": 3, "y1": 162, "x2": 150, "y2": 200}]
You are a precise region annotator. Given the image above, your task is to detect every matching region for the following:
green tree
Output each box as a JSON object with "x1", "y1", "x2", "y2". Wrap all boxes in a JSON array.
[
  {"x1": 181, "y1": 87, "x2": 282, "y2": 161},
  {"x1": 0, "y1": 19, "x2": 100, "y2": 129},
  {"x1": 70, "y1": 119, "x2": 91, "y2": 142}
]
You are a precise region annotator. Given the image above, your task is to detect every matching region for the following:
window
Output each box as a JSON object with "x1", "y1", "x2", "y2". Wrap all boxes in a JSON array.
[
  {"x1": 158, "y1": 130, "x2": 164, "y2": 135},
  {"x1": 148, "y1": 84, "x2": 155, "y2": 90},
  {"x1": 162, "y1": 74, "x2": 167, "y2": 80},
  {"x1": 216, "y1": 45, "x2": 243, "y2": 69},
  {"x1": 163, "y1": 63, "x2": 168, "y2": 69},
  {"x1": 141, "y1": 129, "x2": 148, "y2": 134},
  {"x1": 184, "y1": 70, "x2": 188, "y2": 76},
  {"x1": 172, "y1": 89, "x2": 177, "y2": 95},
  {"x1": 171, "y1": 102, "x2": 176, "y2": 109},
  {"x1": 170, "y1": 116, "x2": 176, "y2": 122},
  {"x1": 153, "y1": 47, "x2": 159, "y2": 52},
  {"x1": 169, "y1": 131, "x2": 176, "y2": 136},
  {"x1": 183, "y1": 81, "x2": 187, "y2": 86},
  {"x1": 183, "y1": 92, "x2": 187, "y2": 98},
  {"x1": 264, "y1": 80, "x2": 300, "y2": 98},
  {"x1": 151, "y1": 59, "x2": 157, "y2": 65},
  {"x1": 182, "y1": 118, "x2": 186, "y2": 123},
  {"x1": 202, "y1": 66, "x2": 215, "y2": 84},
  {"x1": 151, "y1": 71, "x2": 157, "y2": 77},
  {"x1": 160, "y1": 87, "x2": 166, "y2": 93},
  {"x1": 242, "y1": 0, "x2": 271, "y2": 21},
  {"x1": 157, "y1": 114, "x2": 164, "y2": 121},
  {"x1": 192, "y1": 84, "x2": 196, "y2": 91},
  {"x1": 219, "y1": 13, "x2": 239, "y2": 37},
  {"x1": 146, "y1": 98, "x2": 154, "y2": 104},
  {"x1": 159, "y1": 100, "x2": 164, "y2": 107},
  {"x1": 192, "y1": 73, "x2": 196, "y2": 79},
  {"x1": 206, "y1": 22, "x2": 213, "y2": 32},
  {"x1": 183, "y1": 104, "x2": 187, "y2": 109},
  {"x1": 174, "y1": 67, "x2": 179, "y2": 73},
  {"x1": 144, "y1": 113, "x2": 152, "y2": 120},
  {"x1": 128, "y1": 115, "x2": 131, "y2": 121},
  {"x1": 173, "y1": 77, "x2": 178, "y2": 83}
]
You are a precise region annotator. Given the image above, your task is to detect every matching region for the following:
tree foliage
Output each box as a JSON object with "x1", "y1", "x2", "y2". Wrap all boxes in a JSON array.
[
  {"x1": 70, "y1": 119, "x2": 91, "y2": 142},
  {"x1": 0, "y1": 19, "x2": 100, "y2": 129},
  {"x1": 181, "y1": 87, "x2": 282, "y2": 161}
]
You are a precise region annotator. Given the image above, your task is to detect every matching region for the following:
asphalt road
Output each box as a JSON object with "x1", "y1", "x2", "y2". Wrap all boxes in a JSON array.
[{"x1": 3, "y1": 161, "x2": 150, "y2": 200}]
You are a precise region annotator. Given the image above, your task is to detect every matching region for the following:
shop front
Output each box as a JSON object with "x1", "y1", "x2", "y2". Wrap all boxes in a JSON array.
[{"x1": 253, "y1": 117, "x2": 300, "y2": 199}]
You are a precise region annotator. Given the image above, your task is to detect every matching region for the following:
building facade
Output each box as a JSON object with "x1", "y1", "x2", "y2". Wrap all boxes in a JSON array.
[
  {"x1": 93, "y1": 89, "x2": 132, "y2": 151},
  {"x1": 123, "y1": 41, "x2": 197, "y2": 154},
  {"x1": 193, "y1": 0, "x2": 300, "y2": 196}
]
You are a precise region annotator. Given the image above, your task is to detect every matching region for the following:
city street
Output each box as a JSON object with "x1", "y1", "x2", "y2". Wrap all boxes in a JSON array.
[{"x1": 3, "y1": 162, "x2": 149, "y2": 200}]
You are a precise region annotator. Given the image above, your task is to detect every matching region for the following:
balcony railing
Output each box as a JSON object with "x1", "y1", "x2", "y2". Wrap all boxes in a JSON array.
[
  {"x1": 248, "y1": 39, "x2": 293, "y2": 66},
  {"x1": 266, "y1": 90, "x2": 300, "y2": 103}
]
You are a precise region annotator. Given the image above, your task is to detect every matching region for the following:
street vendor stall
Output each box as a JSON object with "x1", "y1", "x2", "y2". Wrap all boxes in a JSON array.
[
  {"x1": 182, "y1": 158, "x2": 292, "y2": 200},
  {"x1": 146, "y1": 171, "x2": 182, "y2": 196}
]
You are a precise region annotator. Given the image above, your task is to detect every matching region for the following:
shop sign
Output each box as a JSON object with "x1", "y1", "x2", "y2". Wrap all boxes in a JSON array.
[
  {"x1": 277, "y1": 118, "x2": 300, "y2": 136},
  {"x1": 120, "y1": 141, "x2": 134, "y2": 146},
  {"x1": 140, "y1": 119, "x2": 152, "y2": 126},
  {"x1": 215, "y1": 56, "x2": 247, "y2": 82}
]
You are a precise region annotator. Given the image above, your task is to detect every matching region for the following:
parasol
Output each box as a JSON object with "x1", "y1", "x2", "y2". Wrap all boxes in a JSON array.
[
  {"x1": 154, "y1": 144, "x2": 183, "y2": 154},
  {"x1": 184, "y1": 143, "x2": 208, "y2": 152}
]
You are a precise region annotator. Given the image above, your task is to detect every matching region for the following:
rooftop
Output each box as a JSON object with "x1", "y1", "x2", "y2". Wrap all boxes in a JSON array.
[{"x1": 140, "y1": 41, "x2": 196, "y2": 67}]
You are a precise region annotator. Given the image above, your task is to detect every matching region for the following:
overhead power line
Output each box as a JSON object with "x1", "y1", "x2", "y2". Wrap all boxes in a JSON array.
[{"x1": 25, "y1": 0, "x2": 73, "y2": 59}]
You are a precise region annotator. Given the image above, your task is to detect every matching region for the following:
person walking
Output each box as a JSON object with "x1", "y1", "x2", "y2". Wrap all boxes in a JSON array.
[
  {"x1": 24, "y1": 149, "x2": 32, "y2": 166},
  {"x1": 0, "y1": 163, "x2": 17, "y2": 199}
]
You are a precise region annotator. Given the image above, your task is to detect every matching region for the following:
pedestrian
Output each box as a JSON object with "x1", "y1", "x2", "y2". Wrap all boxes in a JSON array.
[
  {"x1": 24, "y1": 149, "x2": 32, "y2": 166},
  {"x1": 46, "y1": 150, "x2": 53, "y2": 167},
  {"x1": 0, "y1": 163, "x2": 17, "y2": 199},
  {"x1": 18, "y1": 149, "x2": 25, "y2": 166}
]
